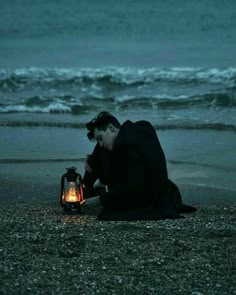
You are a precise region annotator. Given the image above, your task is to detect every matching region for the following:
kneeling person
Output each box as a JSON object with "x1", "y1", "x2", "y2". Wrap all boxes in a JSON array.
[{"x1": 82, "y1": 111, "x2": 196, "y2": 220}]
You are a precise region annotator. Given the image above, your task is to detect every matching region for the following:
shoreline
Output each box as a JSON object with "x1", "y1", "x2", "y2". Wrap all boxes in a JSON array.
[
  {"x1": 1, "y1": 165, "x2": 235, "y2": 206},
  {"x1": 0, "y1": 157, "x2": 235, "y2": 205}
]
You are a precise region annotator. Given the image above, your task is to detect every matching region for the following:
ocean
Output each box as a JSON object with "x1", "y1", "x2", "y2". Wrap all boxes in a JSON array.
[{"x1": 0, "y1": 0, "x2": 236, "y2": 199}]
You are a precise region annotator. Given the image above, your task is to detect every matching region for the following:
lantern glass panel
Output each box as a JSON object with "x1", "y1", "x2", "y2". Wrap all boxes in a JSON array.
[{"x1": 64, "y1": 181, "x2": 80, "y2": 203}]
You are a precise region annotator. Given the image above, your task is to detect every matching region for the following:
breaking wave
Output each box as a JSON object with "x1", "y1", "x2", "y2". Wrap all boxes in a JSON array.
[
  {"x1": 0, "y1": 91, "x2": 235, "y2": 115},
  {"x1": 1, "y1": 67, "x2": 235, "y2": 131},
  {"x1": 1, "y1": 67, "x2": 236, "y2": 90},
  {"x1": 0, "y1": 66, "x2": 236, "y2": 114}
]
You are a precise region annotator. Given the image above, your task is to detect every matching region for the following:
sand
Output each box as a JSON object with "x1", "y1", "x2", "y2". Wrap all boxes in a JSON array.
[
  {"x1": 0, "y1": 199, "x2": 235, "y2": 294},
  {"x1": 0, "y1": 125, "x2": 235, "y2": 294}
]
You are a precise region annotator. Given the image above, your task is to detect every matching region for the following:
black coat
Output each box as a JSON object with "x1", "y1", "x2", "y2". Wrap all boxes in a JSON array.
[{"x1": 84, "y1": 120, "x2": 196, "y2": 220}]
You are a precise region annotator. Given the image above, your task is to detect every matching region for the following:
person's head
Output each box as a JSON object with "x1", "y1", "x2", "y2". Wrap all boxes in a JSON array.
[{"x1": 86, "y1": 111, "x2": 121, "y2": 150}]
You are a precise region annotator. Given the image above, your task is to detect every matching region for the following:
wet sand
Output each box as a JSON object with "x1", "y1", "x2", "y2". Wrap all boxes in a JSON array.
[
  {"x1": 0, "y1": 125, "x2": 235, "y2": 205},
  {"x1": 0, "y1": 160, "x2": 235, "y2": 207}
]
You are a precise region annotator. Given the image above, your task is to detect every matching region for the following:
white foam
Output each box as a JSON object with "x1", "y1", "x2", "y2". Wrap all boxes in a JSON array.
[
  {"x1": 0, "y1": 103, "x2": 71, "y2": 114},
  {"x1": 1, "y1": 66, "x2": 236, "y2": 86}
]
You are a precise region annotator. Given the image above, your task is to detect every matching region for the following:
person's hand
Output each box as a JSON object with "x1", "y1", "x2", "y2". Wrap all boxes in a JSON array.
[{"x1": 82, "y1": 196, "x2": 101, "y2": 208}]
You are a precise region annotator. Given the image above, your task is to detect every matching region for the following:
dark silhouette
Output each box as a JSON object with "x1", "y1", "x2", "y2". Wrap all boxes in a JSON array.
[{"x1": 83, "y1": 112, "x2": 196, "y2": 220}]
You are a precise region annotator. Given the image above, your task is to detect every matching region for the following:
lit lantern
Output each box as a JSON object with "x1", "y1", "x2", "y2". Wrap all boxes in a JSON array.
[{"x1": 60, "y1": 167, "x2": 84, "y2": 212}]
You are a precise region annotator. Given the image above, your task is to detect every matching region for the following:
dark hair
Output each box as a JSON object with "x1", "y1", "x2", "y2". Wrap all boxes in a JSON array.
[{"x1": 86, "y1": 111, "x2": 121, "y2": 141}]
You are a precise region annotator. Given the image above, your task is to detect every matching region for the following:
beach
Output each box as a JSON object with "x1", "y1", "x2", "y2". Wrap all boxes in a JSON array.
[
  {"x1": 1, "y1": 122, "x2": 235, "y2": 294},
  {"x1": 1, "y1": 0, "x2": 236, "y2": 293}
]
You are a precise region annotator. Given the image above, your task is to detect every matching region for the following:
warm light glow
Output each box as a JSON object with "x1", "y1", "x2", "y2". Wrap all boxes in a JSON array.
[
  {"x1": 64, "y1": 182, "x2": 84, "y2": 203},
  {"x1": 66, "y1": 187, "x2": 78, "y2": 202}
]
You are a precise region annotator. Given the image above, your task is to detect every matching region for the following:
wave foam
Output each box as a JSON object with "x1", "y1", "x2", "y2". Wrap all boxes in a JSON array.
[{"x1": 1, "y1": 66, "x2": 235, "y2": 91}]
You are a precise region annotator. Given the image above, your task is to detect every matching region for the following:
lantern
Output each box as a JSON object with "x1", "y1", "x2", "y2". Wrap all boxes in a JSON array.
[{"x1": 60, "y1": 167, "x2": 84, "y2": 212}]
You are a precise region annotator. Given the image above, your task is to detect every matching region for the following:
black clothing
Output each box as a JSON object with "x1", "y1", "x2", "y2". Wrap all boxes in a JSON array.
[
  {"x1": 84, "y1": 120, "x2": 196, "y2": 220},
  {"x1": 83, "y1": 144, "x2": 111, "y2": 187},
  {"x1": 83, "y1": 144, "x2": 111, "y2": 197}
]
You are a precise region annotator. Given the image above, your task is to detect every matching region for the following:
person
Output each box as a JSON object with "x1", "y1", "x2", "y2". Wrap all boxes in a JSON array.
[{"x1": 82, "y1": 111, "x2": 196, "y2": 220}]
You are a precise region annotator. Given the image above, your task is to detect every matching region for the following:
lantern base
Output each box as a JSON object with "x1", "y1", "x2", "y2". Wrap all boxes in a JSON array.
[{"x1": 62, "y1": 202, "x2": 82, "y2": 214}]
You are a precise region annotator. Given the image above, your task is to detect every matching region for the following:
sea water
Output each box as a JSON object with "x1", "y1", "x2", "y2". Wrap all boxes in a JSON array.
[
  {"x1": 1, "y1": 0, "x2": 236, "y2": 127},
  {"x1": 0, "y1": 0, "x2": 236, "y2": 195}
]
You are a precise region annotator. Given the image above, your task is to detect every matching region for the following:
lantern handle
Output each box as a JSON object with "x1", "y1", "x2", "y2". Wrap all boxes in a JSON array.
[{"x1": 66, "y1": 166, "x2": 77, "y2": 171}]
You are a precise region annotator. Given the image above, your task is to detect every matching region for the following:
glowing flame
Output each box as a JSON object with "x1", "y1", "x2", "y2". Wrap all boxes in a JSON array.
[
  {"x1": 66, "y1": 187, "x2": 78, "y2": 202},
  {"x1": 64, "y1": 182, "x2": 84, "y2": 203}
]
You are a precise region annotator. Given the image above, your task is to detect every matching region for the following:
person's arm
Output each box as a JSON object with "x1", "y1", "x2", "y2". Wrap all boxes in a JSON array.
[
  {"x1": 83, "y1": 143, "x2": 112, "y2": 187},
  {"x1": 82, "y1": 195, "x2": 101, "y2": 207},
  {"x1": 99, "y1": 146, "x2": 146, "y2": 209},
  {"x1": 82, "y1": 144, "x2": 100, "y2": 188}
]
